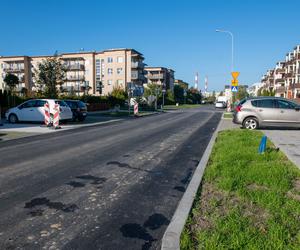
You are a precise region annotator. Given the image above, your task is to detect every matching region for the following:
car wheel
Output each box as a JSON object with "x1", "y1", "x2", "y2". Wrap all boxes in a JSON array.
[
  {"x1": 243, "y1": 117, "x2": 258, "y2": 130},
  {"x1": 9, "y1": 114, "x2": 18, "y2": 123}
]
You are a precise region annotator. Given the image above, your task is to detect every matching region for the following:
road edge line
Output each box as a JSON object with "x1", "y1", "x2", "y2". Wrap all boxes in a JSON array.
[{"x1": 161, "y1": 118, "x2": 223, "y2": 250}]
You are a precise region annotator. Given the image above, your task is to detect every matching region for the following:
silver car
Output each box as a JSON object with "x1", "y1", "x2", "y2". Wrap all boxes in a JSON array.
[{"x1": 233, "y1": 97, "x2": 300, "y2": 129}]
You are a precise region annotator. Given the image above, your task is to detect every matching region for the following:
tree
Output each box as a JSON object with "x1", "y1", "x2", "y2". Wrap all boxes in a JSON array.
[
  {"x1": 34, "y1": 57, "x2": 66, "y2": 98},
  {"x1": 4, "y1": 73, "x2": 19, "y2": 92},
  {"x1": 174, "y1": 85, "x2": 184, "y2": 104},
  {"x1": 187, "y1": 88, "x2": 202, "y2": 104},
  {"x1": 108, "y1": 85, "x2": 127, "y2": 106},
  {"x1": 236, "y1": 85, "x2": 249, "y2": 100}
]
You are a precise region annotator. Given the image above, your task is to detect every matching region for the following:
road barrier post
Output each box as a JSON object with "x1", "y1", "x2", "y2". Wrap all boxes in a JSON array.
[
  {"x1": 44, "y1": 102, "x2": 51, "y2": 127},
  {"x1": 134, "y1": 102, "x2": 138, "y2": 116},
  {"x1": 53, "y1": 104, "x2": 61, "y2": 129}
]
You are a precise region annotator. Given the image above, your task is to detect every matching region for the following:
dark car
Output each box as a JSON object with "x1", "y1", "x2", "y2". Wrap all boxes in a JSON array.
[{"x1": 65, "y1": 100, "x2": 88, "y2": 122}]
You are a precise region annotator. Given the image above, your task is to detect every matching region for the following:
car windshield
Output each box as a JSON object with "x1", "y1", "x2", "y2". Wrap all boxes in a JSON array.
[{"x1": 55, "y1": 100, "x2": 68, "y2": 107}]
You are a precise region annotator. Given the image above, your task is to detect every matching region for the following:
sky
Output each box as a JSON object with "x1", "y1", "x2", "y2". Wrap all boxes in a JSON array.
[{"x1": 1, "y1": 0, "x2": 300, "y2": 91}]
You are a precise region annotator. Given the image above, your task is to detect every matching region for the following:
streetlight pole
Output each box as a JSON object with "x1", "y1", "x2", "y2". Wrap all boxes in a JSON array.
[
  {"x1": 216, "y1": 29, "x2": 235, "y2": 109},
  {"x1": 216, "y1": 29, "x2": 234, "y2": 72}
]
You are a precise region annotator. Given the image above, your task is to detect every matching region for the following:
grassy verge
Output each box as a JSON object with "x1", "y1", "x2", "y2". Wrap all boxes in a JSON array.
[
  {"x1": 0, "y1": 131, "x2": 35, "y2": 141},
  {"x1": 164, "y1": 104, "x2": 202, "y2": 110},
  {"x1": 223, "y1": 112, "x2": 233, "y2": 119},
  {"x1": 181, "y1": 129, "x2": 300, "y2": 249}
]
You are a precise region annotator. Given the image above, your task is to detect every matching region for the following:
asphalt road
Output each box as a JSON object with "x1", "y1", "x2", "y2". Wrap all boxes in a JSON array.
[{"x1": 0, "y1": 106, "x2": 222, "y2": 250}]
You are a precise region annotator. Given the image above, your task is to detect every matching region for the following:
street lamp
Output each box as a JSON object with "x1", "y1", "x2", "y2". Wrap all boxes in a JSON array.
[{"x1": 216, "y1": 29, "x2": 234, "y2": 72}]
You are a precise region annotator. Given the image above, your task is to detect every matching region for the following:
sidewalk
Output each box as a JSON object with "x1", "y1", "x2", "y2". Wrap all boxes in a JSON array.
[{"x1": 263, "y1": 129, "x2": 300, "y2": 170}]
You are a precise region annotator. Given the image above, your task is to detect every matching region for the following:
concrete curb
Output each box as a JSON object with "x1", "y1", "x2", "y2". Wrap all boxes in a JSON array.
[{"x1": 161, "y1": 119, "x2": 223, "y2": 250}]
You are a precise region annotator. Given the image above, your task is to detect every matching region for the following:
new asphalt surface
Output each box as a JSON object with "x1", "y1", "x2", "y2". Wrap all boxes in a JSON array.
[{"x1": 0, "y1": 106, "x2": 221, "y2": 250}]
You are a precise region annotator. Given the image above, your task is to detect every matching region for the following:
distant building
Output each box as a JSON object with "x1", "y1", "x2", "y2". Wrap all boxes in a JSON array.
[
  {"x1": 144, "y1": 67, "x2": 175, "y2": 92},
  {"x1": 248, "y1": 82, "x2": 263, "y2": 96},
  {"x1": 0, "y1": 48, "x2": 146, "y2": 96},
  {"x1": 174, "y1": 79, "x2": 189, "y2": 90}
]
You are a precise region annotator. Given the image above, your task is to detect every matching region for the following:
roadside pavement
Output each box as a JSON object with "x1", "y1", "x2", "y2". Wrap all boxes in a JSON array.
[{"x1": 263, "y1": 129, "x2": 300, "y2": 170}]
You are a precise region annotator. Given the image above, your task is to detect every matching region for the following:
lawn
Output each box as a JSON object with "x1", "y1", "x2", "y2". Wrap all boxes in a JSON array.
[
  {"x1": 181, "y1": 129, "x2": 300, "y2": 250},
  {"x1": 164, "y1": 104, "x2": 202, "y2": 110},
  {"x1": 223, "y1": 112, "x2": 233, "y2": 119}
]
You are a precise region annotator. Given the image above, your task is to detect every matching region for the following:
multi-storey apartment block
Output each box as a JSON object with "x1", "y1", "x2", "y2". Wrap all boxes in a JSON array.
[
  {"x1": 174, "y1": 79, "x2": 189, "y2": 90},
  {"x1": 261, "y1": 45, "x2": 300, "y2": 101},
  {"x1": 0, "y1": 48, "x2": 146, "y2": 96},
  {"x1": 144, "y1": 67, "x2": 175, "y2": 92}
]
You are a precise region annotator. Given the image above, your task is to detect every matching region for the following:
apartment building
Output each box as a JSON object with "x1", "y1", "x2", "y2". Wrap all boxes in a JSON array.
[
  {"x1": 174, "y1": 79, "x2": 189, "y2": 90},
  {"x1": 260, "y1": 45, "x2": 300, "y2": 101},
  {"x1": 144, "y1": 67, "x2": 175, "y2": 92},
  {"x1": 0, "y1": 48, "x2": 146, "y2": 96}
]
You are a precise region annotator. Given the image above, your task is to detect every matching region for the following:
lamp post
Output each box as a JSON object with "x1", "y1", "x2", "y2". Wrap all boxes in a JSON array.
[
  {"x1": 216, "y1": 29, "x2": 235, "y2": 109},
  {"x1": 216, "y1": 29, "x2": 234, "y2": 72}
]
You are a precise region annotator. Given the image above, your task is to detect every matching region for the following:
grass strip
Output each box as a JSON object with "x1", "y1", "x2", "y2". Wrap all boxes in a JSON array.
[{"x1": 181, "y1": 129, "x2": 300, "y2": 250}]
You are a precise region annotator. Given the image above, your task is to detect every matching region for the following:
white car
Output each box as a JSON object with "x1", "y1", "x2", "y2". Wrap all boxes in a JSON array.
[
  {"x1": 215, "y1": 101, "x2": 226, "y2": 109},
  {"x1": 5, "y1": 99, "x2": 73, "y2": 123}
]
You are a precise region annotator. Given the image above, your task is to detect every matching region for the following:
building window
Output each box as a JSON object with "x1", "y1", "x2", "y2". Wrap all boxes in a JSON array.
[
  {"x1": 117, "y1": 68, "x2": 123, "y2": 74},
  {"x1": 117, "y1": 57, "x2": 123, "y2": 63},
  {"x1": 107, "y1": 80, "x2": 112, "y2": 85},
  {"x1": 108, "y1": 68, "x2": 113, "y2": 75},
  {"x1": 108, "y1": 57, "x2": 113, "y2": 63},
  {"x1": 117, "y1": 79, "x2": 124, "y2": 86}
]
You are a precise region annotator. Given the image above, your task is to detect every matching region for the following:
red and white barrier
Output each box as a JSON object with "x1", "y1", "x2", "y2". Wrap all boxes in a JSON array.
[
  {"x1": 44, "y1": 102, "x2": 51, "y2": 126},
  {"x1": 134, "y1": 103, "x2": 138, "y2": 116},
  {"x1": 53, "y1": 104, "x2": 60, "y2": 129}
]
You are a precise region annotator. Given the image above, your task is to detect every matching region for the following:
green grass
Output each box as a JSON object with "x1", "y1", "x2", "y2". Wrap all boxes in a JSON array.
[
  {"x1": 223, "y1": 113, "x2": 233, "y2": 119},
  {"x1": 164, "y1": 104, "x2": 202, "y2": 110},
  {"x1": 0, "y1": 131, "x2": 35, "y2": 141},
  {"x1": 181, "y1": 129, "x2": 300, "y2": 250}
]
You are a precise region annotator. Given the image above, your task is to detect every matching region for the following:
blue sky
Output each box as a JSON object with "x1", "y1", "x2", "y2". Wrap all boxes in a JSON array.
[{"x1": 1, "y1": 0, "x2": 300, "y2": 91}]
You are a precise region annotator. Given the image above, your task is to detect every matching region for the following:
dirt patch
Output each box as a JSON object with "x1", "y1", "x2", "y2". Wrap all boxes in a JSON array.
[
  {"x1": 293, "y1": 178, "x2": 300, "y2": 192},
  {"x1": 247, "y1": 183, "x2": 269, "y2": 191},
  {"x1": 190, "y1": 182, "x2": 269, "y2": 233}
]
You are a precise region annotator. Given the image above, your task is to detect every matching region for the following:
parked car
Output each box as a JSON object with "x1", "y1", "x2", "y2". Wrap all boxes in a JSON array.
[
  {"x1": 64, "y1": 100, "x2": 88, "y2": 121},
  {"x1": 5, "y1": 99, "x2": 73, "y2": 123},
  {"x1": 233, "y1": 97, "x2": 300, "y2": 129},
  {"x1": 215, "y1": 101, "x2": 227, "y2": 109}
]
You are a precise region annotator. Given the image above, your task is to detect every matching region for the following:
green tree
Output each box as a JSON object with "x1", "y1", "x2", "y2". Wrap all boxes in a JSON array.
[
  {"x1": 4, "y1": 73, "x2": 19, "y2": 92},
  {"x1": 34, "y1": 57, "x2": 66, "y2": 98},
  {"x1": 108, "y1": 86, "x2": 127, "y2": 106},
  {"x1": 144, "y1": 83, "x2": 161, "y2": 98},
  {"x1": 236, "y1": 85, "x2": 249, "y2": 100},
  {"x1": 174, "y1": 85, "x2": 184, "y2": 104}
]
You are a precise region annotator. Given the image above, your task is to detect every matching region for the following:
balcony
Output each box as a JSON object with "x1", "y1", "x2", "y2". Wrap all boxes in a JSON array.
[
  {"x1": 131, "y1": 61, "x2": 144, "y2": 69},
  {"x1": 4, "y1": 67, "x2": 25, "y2": 73},
  {"x1": 275, "y1": 78, "x2": 284, "y2": 84},
  {"x1": 131, "y1": 71, "x2": 145, "y2": 80},
  {"x1": 289, "y1": 83, "x2": 300, "y2": 90},
  {"x1": 65, "y1": 64, "x2": 85, "y2": 71},
  {"x1": 66, "y1": 75, "x2": 85, "y2": 81},
  {"x1": 275, "y1": 68, "x2": 285, "y2": 74},
  {"x1": 275, "y1": 86, "x2": 286, "y2": 93},
  {"x1": 147, "y1": 74, "x2": 164, "y2": 80},
  {"x1": 285, "y1": 72, "x2": 295, "y2": 78}
]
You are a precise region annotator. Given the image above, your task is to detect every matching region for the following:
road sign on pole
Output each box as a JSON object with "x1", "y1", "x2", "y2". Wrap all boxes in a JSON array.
[
  {"x1": 231, "y1": 79, "x2": 238, "y2": 86},
  {"x1": 231, "y1": 72, "x2": 240, "y2": 80},
  {"x1": 231, "y1": 86, "x2": 238, "y2": 92}
]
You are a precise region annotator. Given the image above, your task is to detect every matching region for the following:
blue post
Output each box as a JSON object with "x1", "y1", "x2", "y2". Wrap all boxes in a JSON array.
[{"x1": 258, "y1": 136, "x2": 267, "y2": 154}]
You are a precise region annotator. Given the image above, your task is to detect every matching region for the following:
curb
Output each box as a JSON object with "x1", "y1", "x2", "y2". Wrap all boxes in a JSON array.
[{"x1": 161, "y1": 119, "x2": 223, "y2": 250}]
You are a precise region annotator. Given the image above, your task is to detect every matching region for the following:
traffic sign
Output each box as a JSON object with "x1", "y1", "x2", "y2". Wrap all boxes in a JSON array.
[
  {"x1": 231, "y1": 79, "x2": 238, "y2": 86},
  {"x1": 231, "y1": 72, "x2": 240, "y2": 80},
  {"x1": 231, "y1": 86, "x2": 238, "y2": 92}
]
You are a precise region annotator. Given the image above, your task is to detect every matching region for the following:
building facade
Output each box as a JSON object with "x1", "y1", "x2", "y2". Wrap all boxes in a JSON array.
[
  {"x1": 260, "y1": 45, "x2": 300, "y2": 101},
  {"x1": 174, "y1": 79, "x2": 189, "y2": 90},
  {"x1": 0, "y1": 48, "x2": 146, "y2": 96},
  {"x1": 144, "y1": 67, "x2": 175, "y2": 92}
]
